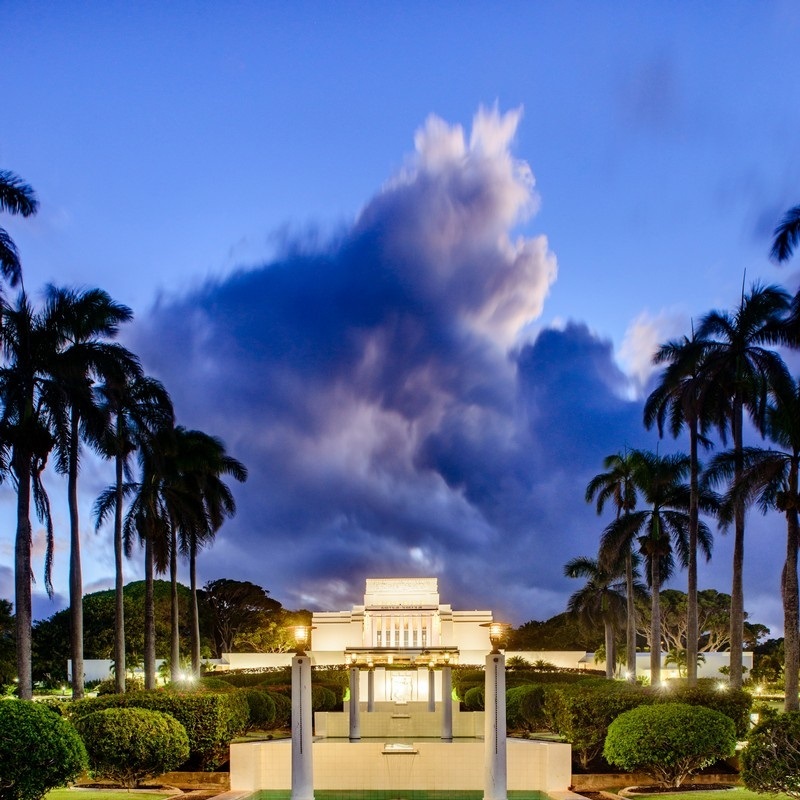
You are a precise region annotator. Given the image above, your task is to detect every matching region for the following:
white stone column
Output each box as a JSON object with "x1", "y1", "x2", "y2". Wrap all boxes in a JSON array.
[
  {"x1": 483, "y1": 651, "x2": 506, "y2": 800},
  {"x1": 441, "y1": 665, "x2": 453, "y2": 741},
  {"x1": 428, "y1": 667, "x2": 436, "y2": 711},
  {"x1": 367, "y1": 668, "x2": 375, "y2": 711},
  {"x1": 291, "y1": 654, "x2": 314, "y2": 800},
  {"x1": 349, "y1": 666, "x2": 361, "y2": 741}
]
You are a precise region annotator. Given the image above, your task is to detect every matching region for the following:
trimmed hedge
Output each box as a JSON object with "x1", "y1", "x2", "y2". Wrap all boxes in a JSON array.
[
  {"x1": 651, "y1": 681, "x2": 752, "y2": 739},
  {"x1": 0, "y1": 700, "x2": 87, "y2": 800},
  {"x1": 543, "y1": 680, "x2": 648, "y2": 768},
  {"x1": 240, "y1": 687, "x2": 277, "y2": 731},
  {"x1": 268, "y1": 689, "x2": 292, "y2": 728},
  {"x1": 75, "y1": 707, "x2": 189, "y2": 788},
  {"x1": 464, "y1": 685, "x2": 484, "y2": 710},
  {"x1": 604, "y1": 702, "x2": 736, "y2": 788},
  {"x1": 68, "y1": 689, "x2": 247, "y2": 770}
]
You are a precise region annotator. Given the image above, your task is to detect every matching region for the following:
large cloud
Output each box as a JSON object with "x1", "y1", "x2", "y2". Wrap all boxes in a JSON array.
[{"x1": 129, "y1": 109, "x2": 651, "y2": 622}]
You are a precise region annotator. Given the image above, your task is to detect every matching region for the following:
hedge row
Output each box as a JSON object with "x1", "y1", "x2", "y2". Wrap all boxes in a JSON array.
[{"x1": 67, "y1": 689, "x2": 248, "y2": 770}]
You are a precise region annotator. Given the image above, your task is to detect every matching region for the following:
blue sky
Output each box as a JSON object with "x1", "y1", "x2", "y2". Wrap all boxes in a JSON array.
[{"x1": 2, "y1": 2, "x2": 800, "y2": 637}]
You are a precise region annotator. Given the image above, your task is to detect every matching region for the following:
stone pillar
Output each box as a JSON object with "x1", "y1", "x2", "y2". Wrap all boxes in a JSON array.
[
  {"x1": 349, "y1": 666, "x2": 361, "y2": 741},
  {"x1": 428, "y1": 667, "x2": 436, "y2": 711},
  {"x1": 291, "y1": 654, "x2": 314, "y2": 800},
  {"x1": 483, "y1": 651, "x2": 506, "y2": 800},
  {"x1": 441, "y1": 665, "x2": 453, "y2": 741},
  {"x1": 367, "y1": 668, "x2": 375, "y2": 711}
]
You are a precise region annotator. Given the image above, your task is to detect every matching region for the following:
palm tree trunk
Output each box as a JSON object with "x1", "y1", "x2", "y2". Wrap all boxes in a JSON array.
[
  {"x1": 190, "y1": 542, "x2": 201, "y2": 677},
  {"x1": 783, "y1": 469, "x2": 799, "y2": 712},
  {"x1": 144, "y1": 534, "x2": 156, "y2": 690},
  {"x1": 626, "y1": 548, "x2": 637, "y2": 682},
  {"x1": 170, "y1": 526, "x2": 180, "y2": 682},
  {"x1": 68, "y1": 411, "x2": 84, "y2": 699},
  {"x1": 650, "y1": 558, "x2": 661, "y2": 686},
  {"x1": 113, "y1": 443, "x2": 126, "y2": 693},
  {"x1": 14, "y1": 455, "x2": 33, "y2": 700},
  {"x1": 687, "y1": 420, "x2": 699, "y2": 687},
  {"x1": 730, "y1": 399, "x2": 745, "y2": 689},
  {"x1": 604, "y1": 620, "x2": 615, "y2": 679}
]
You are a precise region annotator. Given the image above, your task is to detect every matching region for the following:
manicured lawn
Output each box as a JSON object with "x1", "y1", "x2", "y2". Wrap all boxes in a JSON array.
[
  {"x1": 628, "y1": 789, "x2": 792, "y2": 800},
  {"x1": 46, "y1": 790, "x2": 175, "y2": 800}
]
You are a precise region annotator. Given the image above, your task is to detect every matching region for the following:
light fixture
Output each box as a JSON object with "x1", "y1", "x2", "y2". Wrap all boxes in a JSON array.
[
  {"x1": 292, "y1": 625, "x2": 312, "y2": 656},
  {"x1": 443, "y1": 652, "x2": 450, "y2": 664},
  {"x1": 387, "y1": 654, "x2": 394, "y2": 665},
  {"x1": 481, "y1": 621, "x2": 510, "y2": 654}
]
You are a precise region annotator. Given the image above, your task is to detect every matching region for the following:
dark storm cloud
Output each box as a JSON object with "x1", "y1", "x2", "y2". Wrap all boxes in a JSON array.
[{"x1": 132, "y1": 109, "x2": 646, "y2": 622}]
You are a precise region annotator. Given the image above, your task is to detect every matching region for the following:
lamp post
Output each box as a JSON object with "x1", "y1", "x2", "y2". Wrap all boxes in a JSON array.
[
  {"x1": 291, "y1": 625, "x2": 314, "y2": 800},
  {"x1": 441, "y1": 651, "x2": 453, "y2": 741},
  {"x1": 348, "y1": 653, "x2": 361, "y2": 741},
  {"x1": 482, "y1": 622, "x2": 509, "y2": 800}
]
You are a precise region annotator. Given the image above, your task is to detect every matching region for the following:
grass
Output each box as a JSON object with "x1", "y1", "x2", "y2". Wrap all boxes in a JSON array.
[
  {"x1": 624, "y1": 790, "x2": 793, "y2": 800},
  {"x1": 46, "y1": 790, "x2": 175, "y2": 800}
]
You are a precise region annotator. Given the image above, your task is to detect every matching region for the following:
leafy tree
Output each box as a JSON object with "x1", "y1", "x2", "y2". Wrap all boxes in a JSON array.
[
  {"x1": 507, "y1": 612, "x2": 604, "y2": 651},
  {"x1": 742, "y1": 711, "x2": 800, "y2": 798},
  {"x1": 0, "y1": 599, "x2": 15, "y2": 686},
  {"x1": 706, "y1": 374, "x2": 800, "y2": 709},
  {"x1": 601, "y1": 449, "x2": 715, "y2": 685},
  {"x1": 203, "y1": 579, "x2": 283, "y2": 656},
  {"x1": 664, "y1": 647, "x2": 705, "y2": 678},
  {"x1": 696, "y1": 283, "x2": 791, "y2": 688},
  {"x1": 0, "y1": 168, "x2": 38, "y2": 287}
]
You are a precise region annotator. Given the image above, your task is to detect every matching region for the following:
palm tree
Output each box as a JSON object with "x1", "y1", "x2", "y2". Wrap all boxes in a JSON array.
[
  {"x1": 45, "y1": 285, "x2": 137, "y2": 699},
  {"x1": 696, "y1": 283, "x2": 791, "y2": 687},
  {"x1": 644, "y1": 332, "x2": 724, "y2": 686},
  {"x1": 771, "y1": 204, "x2": 800, "y2": 263},
  {"x1": 586, "y1": 451, "x2": 640, "y2": 681},
  {"x1": 94, "y1": 373, "x2": 173, "y2": 692},
  {"x1": 706, "y1": 375, "x2": 800, "y2": 711},
  {"x1": 564, "y1": 553, "x2": 642, "y2": 679},
  {"x1": 0, "y1": 169, "x2": 38, "y2": 287},
  {"x1": 0, "y1": 293, "x2": 60, "y2": 699},
  {"x1": 601, "y1": 450, "x2": 715, "y2": 686},
  {"x1": 171, "y1": 429, "x2": 247, "y2": 677}
]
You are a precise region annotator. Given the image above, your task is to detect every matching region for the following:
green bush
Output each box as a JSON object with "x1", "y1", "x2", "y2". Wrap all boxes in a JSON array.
[
  {"x1": 268, "y1": 689, "x2": 292, "y2": 728},
  {"x1": 604, "y1": 702, "x2": 736, "y2": 788},
  {"x1": 240, "y1": 687, "x2": 277, "y2": 731},
  {"x1": 75, "y1": 707, "x2": 189, "y2": 788},
  {"x1": 312, "y1": 684, "x2": 337, "y2": 711},
  {"x1": 0, "y1": 700, "x2": 87, "y2": 800},
  {"x1": 96, "y1": 676, "x2": 145, "y2": 695},
  {"x1": 197, "y1": 677, "x2": 237, "y2": 692},
  {"x1": 544, "y1": 680, "x2": 649, "y2": 769},
  {"x1": 464, "y1": 685, "x2": 484, "y2": 710},
  {"x1": 741, "y1": 710, "x2": 800, "y2": 798},
  {"x1": 518, "y1": 684, "x2": 547, "y2": 730},
  {"x1": 68, "y1": 689, "x2": 248, "y2": 770},
  {"x1": 451, "y1": 668, "x2": 485, "y2": 700},
  {"x1": 220, "y1": 669, "x2": 290, "y2": 688},
  {"x1": 652, "y1": 680, "x2": 753, "y2": 738}
]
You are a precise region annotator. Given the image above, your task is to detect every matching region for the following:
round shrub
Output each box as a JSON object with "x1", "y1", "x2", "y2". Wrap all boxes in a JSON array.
[
  {"x1": 604, "y1": 702, "x2": 736, "y2": 788},
  {"x1": 96, "y1": 676, "x2": 144, "y2": 695},
  {"x1": 75, "y1": 707, "x2": 189, "y2": 788},
  {"x1": 268, "y1": 689, "x2": 292, "y2": 728},
  {"x1": 197, "y1": 676, "x2": 236, "y2": 692},
  {"x1": 312, "y1": 684, "x2": 337, "y2": 712},
  {"x1": 742, "y1": 710, "x2": 800, "y2": 798},
  {"x1": 0, "y1": 699, "x2": 87, "y2": 800},
  {"x1": 241, "y1": 687, "x2": 276, "y2": 731},
  {"x1": 518, "y1": 684, "x2": 546, "y2": 730},
  {"x1": 464, "y1": 685, "x2": 484, "y2": 710}
]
